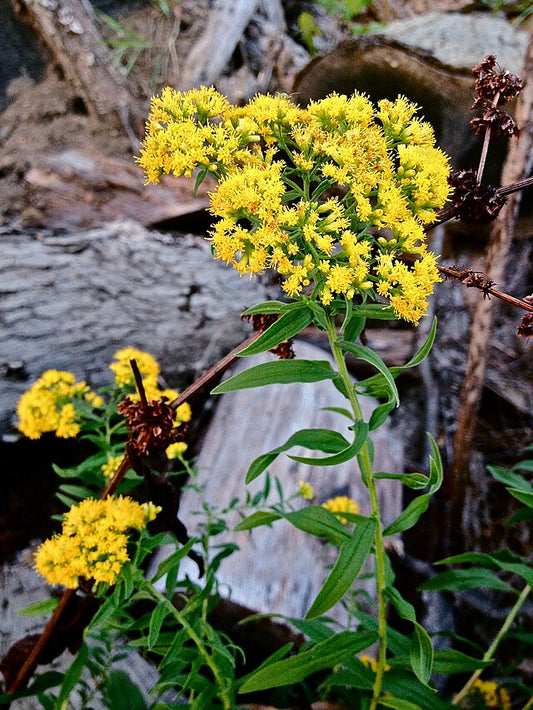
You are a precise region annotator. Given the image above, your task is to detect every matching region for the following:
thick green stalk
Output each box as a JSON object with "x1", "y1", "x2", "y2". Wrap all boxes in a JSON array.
[
  {"x1": 452, "y1": 583, "x2": 531, "y2": 706},
  {"x1": 325, "y1": 313, "x2": 388, "y2": 709}
]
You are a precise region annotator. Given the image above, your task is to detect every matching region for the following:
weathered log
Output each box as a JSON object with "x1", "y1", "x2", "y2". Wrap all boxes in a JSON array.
[
  {"x1": 0, "y1": 220, "x2": 269, "y2": 437},
  {"x1": 12, "y1": 0, "x2": 142, "y2": 144}
]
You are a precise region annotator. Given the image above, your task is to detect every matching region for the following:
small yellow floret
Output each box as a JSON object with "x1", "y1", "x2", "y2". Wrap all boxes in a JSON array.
[
  {"x1": 298, "y1": 480, "x2": 315, "y2": 500},
  {"x1": 322, "y1": 495, "x2": 359, "y2": 524}
]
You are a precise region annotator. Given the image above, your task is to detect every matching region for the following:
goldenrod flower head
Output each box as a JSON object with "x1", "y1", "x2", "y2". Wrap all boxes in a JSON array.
[
  {"x1": 35, "y1": 496, "x2": 157, "y2": 589},
  {"x1": 138, "y1": 87, "x2": 451, "y2": 324},
  {"x1": 101, "y1": 455, "x2": 124, "y2": 478},
  {"x1": 110, "y1": 347, "x2": 160, "y2": 388},
  {"x1": 461, "y1": 679, "x2": 511, "y2": 709},
  {"x1": 322, "y1": 495, "x2": 359, "y2": 525},
  {"x1": 17, "y1": 370, "x2": 99, "y2": 440},
  {"x1": 166, "y1": 441, "x2": 188, "y2": 459},
  {"x1": 298, "y1": 480, "x2": 315, "y2": 500}
]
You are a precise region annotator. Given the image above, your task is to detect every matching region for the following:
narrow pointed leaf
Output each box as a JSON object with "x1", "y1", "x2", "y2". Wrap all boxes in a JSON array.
[
  {"x1": 237, "y1": 307, "x2": 313, "y2": 356},
  {"x1": 340, "y1": 341, "x2": 399, "y2": 406},
  {"x1": 410, "y1": 622, "x2": 434, "y2": 686},
  {"x1": 487, "y1": 465, "x2": 533, "y2": 493},
  {"x1": 432, "y1": 649, "x2": 492, "y2": 674},
  {"x1": 245, "y1": 428, "x2": 350, "y2": 483},
  {"x1": 242, "y1": 300, "x2": 293, "y2": 315},
  {"x1": 283, "y1": 506, "x2": 352, "y2": 544},
  {"x1": 383, "y1": 494, "x2": 431, "y2": 537},
  {"x1": 418, "y1": 568, "x2": 514, "y2": 593},
  {"x1": 238, "y1": 630, "x2": 378, "y2": 693},
  {"x1": 305, "y1": 518, "x2": 376, "y2": 619},
  {"x1": 289, "y1": 422, "x2": 368, "y2": 467},
  {"x1": 374, "y1": 472, "x2": 430, "y2": 490},
  {"x1": 211, "y1": 359, "x2": 335, "y2": 394},
  {"x1": 234, "y1": 510, "x2": 282, "y2": 530},
  {"x1": 378, "y1": 698, "x2": 423, "y2": 710}
]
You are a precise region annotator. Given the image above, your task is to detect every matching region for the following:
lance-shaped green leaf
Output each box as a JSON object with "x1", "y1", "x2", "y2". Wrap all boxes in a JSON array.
[
  {"x1": 384, "y1": 434, "x2": 442, "y2": 536},
  {"x1": 418, "y1": 568, "x2": 514, "y2": 593},
  {"x1": 382, "y1": 671, "x2": 452, "y2": 710},
  {"x1": 357, "y1": 318, "x2": 437, "y2": 398},
  {"x1": 351, "y1": 304, "x2": 397, "y2": 319},
  {"x1": 410, "y1": 622, "x2": 434, "y2": 686},
  {"x1": 374, "y1": 472, "x2": 430, "y2": 490},
  {"x1": 432, "y1": 649, "x2": 492, "y2": 674},
  {"x1": 487, "y1": 464, "x2": 533, "y2": 493},
  {"x1": 238, "y1": 629, "x2": 378, "y2": 693},
  {"x1": 241, "y1": 300, "x2": 294, "y2": 316},
  {"x1": 289, "y1": 422, "x2": 369, "y2": 467},
  {"x1": 305, "y1": 518, "x2": 376, "y2": 619},
  {"x1": 235, "y1": 507, "x2": 352, "y2": 545},
  {"x1": 245, "y1": 428, "x2": 350, "y2": 483},
  {"x1": 436, "y1": 550, "x2": 533, "y2": 588},
  {"x1": 211, "y1": 359, "x2": 336, "y2": 394},
  {"x1": 233, "y1": 510, "x2": 282, "y2": 531},
  {"x1": 378, "y1": 697, "x2": 423, "y2": 710},
  {"x1": 340, "y1": 341, "x2": 399, "y2": 407},
  {"x1": 237, "y1": 306, "x2": 313, "y2": 357},
  {"x1": 283, "y1": 506, "x2": 353, "y2": 545}
]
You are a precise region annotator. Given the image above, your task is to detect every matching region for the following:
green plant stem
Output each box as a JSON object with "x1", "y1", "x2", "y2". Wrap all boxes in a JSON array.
[
  {"x1": 452, "y1": 583, "x2": 531, "y2": 706},
  {"x1": 149, "y1": 586, "x2": 232, "y2": 710},
  {"x1": 324, "y1": 313, "x2": 388, "y2": 709}
]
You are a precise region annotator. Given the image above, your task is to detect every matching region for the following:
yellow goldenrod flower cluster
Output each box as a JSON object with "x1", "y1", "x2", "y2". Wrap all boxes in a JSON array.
[
  {"x1": 34, "y1": 496, "x2": 158, "y2": 589},
  {"x1": 322, "y1": 495, "x2": 359, "y2": 524},
  {"x1": 101, "y1": 455, "x2": 125, "y2": 478},
  {"x1": 109, "y1": 347, "x2": 192, "y2": 425},
  {"x1": 16, "y1": 370, "x2": 103, "y2": 440},
  {"x1": 138, "y1": 87, "x2": 451, "y2": 323},
  {"x1": 298, "y1": 479, "x2": 315, "y2": 500},
  {"x1": 461, "y1": 679, "x2": 512, "y2": 710},
  {"x1": 166, "y1": 441, "x2": 188, "y2": 459}
]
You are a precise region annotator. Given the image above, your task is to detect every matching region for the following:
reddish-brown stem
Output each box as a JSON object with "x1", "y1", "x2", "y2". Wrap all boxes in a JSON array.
[
  {"x1": 437, "y1": 263, "x2": 533, "y2": 313},
  {"x1": 169, "y1": 330, "x2": 260, "y2": 411},
  {"x1": 130, "y1": 358, "x2": 148, "y2": 409},
  {"x1": 7, "y1": 589, "x2": 76, "y2": 693}
]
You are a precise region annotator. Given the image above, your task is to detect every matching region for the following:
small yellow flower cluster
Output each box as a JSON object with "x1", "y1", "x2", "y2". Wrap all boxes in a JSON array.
[
  {"x1": 34, "y1": 496, "x2": 158, "y2": 589},
  {"x1": 298, "y1": 479, "x2": 315, "y2": 500},
  {"x1": 166, "y1": 441, "x2": 188, "y2": 459},
  {"x1": 322, "y1": 495, "x2": 359, "y2": 524},
  {"x1": 101, "y1": 455, "x2": 125, "y2": 478},
  {"x1": 462, "y1": 679, "x2": 512, "y2": 710},
  {"x1": 16, "y1": 370, "x2": 103, "y2": 440},
  {"x1": 360, "y1": 654, "x2": 391, "y2": 673},
  {"x1": 109, "y1": 347, "x2": 192, "y2": 425},
  {"x1": 138, "y1": 88, "x2": 451, "y2": 324}
]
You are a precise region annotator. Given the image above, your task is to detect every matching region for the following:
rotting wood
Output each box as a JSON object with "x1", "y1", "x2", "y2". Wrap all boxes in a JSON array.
[
  {"x1": 448, "y1": 30, "x2": 533, "y2": 500},
  {"x1": 12, "y1": 0, "x2": 143, "y2": 147}
]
